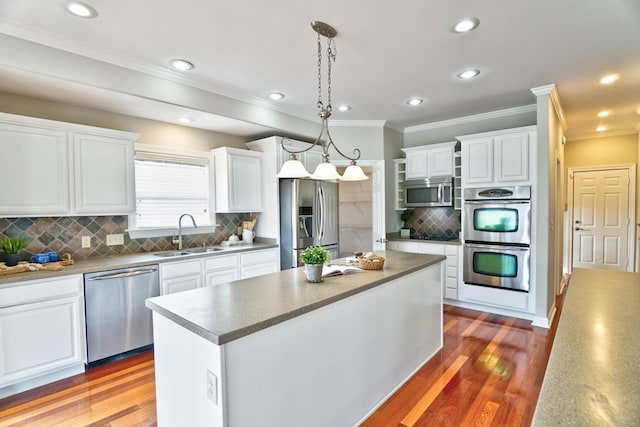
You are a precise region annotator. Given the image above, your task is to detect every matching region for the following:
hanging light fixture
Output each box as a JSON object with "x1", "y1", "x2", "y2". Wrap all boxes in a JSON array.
[{"x1": 277, "y1": 21, "x2": 368, "y2": 181}]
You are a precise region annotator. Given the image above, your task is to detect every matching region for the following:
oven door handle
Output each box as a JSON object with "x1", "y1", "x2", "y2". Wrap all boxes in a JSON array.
[
  {"x1": 464, "y1": 200, "x2": 530, "y2": 205},
  {"x1": 464, "y1": 243, "x2": 529, "y2": 251}
]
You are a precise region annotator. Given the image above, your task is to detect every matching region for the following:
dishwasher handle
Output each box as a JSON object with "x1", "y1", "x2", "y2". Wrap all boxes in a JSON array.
[{"x1": 86, "y1": 268, "x2": 157, "y2": 281}]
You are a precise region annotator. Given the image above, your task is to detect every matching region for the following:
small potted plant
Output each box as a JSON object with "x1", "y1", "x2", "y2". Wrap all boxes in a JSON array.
[
  {"x1": 0, "y1": 237, "x2": 28, "y2": 267},
  {"x1": 400, "y1": 209, "x2": 414, "y2": 238},
  {"x1": 299, "y1": 246, "x2": 329, "y2": 283}
]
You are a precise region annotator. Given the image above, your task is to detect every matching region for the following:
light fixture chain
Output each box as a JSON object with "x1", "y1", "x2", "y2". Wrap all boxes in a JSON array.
[
  {"x1": 326, "y1": 38, "x2": 336, "y2": 112},
  {"x1": 317, "y1": 32, "x2": 323, "y2": 111}
]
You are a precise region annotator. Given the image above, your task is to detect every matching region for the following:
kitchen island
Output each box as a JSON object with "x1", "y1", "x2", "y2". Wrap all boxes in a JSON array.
[
  {"x1": 532, "y1": 268, "x2": 640, "y2": 426},
  {"x1": 146, "y1": 250, "x2": 445, "y2": 427}
]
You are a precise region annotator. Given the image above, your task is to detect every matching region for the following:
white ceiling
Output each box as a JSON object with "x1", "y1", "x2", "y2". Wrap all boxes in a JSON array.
[{"x1": 0, "y1": 0, "x2": 639, "y2": 140}]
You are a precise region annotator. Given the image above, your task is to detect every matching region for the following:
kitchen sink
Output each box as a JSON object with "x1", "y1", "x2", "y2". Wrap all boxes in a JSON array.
[
  {"x1": 153, "y1": 251, "x2": 192, "y2": 257},
  {"x1": 186, "y1": 247, "x2": 226, "y2": 254}
]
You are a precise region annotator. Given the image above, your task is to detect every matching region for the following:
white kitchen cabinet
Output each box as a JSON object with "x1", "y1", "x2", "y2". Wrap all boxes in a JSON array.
[
  {"x1": 212, "y1": 147, "x2": 263, "y2": 213},
  {"x1": 159, "y1": 259, "x2": 203, "y2": 295},
  {"x1": 0, "y1": 112, "x2": 139, "y2": 217},
  {"x1": 205, "y1": 253, "x2": 240, "y2": 287},
  {"x1": 394, "y1": 159, "x2": 406, "y2": 210},
  {"x1": 459, "y1": 126, "x2": 536, "y2": 187},
  {"x1": 0, "y1": 275, "x2": 86, "y2": 390},
  {"x1": 240, "y1": 249, "x2": 279, "y2": 279},
  {"x1": 73, "y1": 132, "x2": 136, "y2": 214},
  {"x1": 402, "y1": 141, "x2": 455, "y2": 180},
  {"x1": 0, "y1": 121, "x2": 71, "y2": 216},
  {"x1": 389, "y1": 240, "x2": 460, "y2": 300}
]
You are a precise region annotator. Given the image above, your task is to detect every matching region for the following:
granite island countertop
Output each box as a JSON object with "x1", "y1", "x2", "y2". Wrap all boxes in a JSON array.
[
  {"x1": 146, "y1": 250, "x2": 446, "y2": 345},
  {"x1": 532, "y1": 268, "x2": 640, "y2": 426},
  {"x1": 0, "y1": 241, "x2": 278, "y2": 286}
]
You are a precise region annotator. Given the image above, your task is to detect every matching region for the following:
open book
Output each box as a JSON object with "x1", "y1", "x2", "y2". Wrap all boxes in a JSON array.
[{"x1": 322, "y1": 264, "x2": 364, "y2": 277}]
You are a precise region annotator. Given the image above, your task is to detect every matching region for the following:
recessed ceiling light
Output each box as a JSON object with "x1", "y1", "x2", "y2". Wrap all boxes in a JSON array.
[
  {"x1": 169, "y1": 59, "x2": 194, "y2": 71},
  {"x1": 457, "y1": 69, "x2": 480, "y2": 79},
  {"x1": 64, "y1": 1, "x2": 98, "y2": 18},
  {"x1": 178, "y1": 117, "x2": 193, "y2": 124},
  {"x1": 597, "y1": 110, "x2": 610, "y2": 118},
  {"x1": 599, "y1": 73, "x2": 619, "y2": 84},
  {"x1": 596, "y1": 125, "x2": 607, "y2": 132},
  {"x1": 338, "y1": 105, "x2": 351, "y2": 112},
  {"x1": 449, "y1": 17, "x2": 480, "y2": 33},
  {"x1": 407, "y1": 98, "x2": 423, "y2": 106},
  {"x1": 269, "y1": 92, "x2": 285, "y2": 101}
]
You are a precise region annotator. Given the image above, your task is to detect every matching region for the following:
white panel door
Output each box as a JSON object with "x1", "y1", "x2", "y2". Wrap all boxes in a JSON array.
[{"x1": 572, "y1": 169, "x2": 630, "y2": 271}]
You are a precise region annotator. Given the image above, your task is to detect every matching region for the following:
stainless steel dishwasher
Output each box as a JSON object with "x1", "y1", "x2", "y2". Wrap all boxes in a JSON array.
[{"x1": 84, "y1": 265, "x2": 159, "y2": 366}]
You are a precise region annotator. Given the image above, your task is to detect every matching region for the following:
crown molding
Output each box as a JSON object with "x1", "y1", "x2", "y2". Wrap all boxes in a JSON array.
[
  {"x1": 530, "y1": 84, "x2": 568, "y2": 131},
  {"x1": 403, "y1": 105, "x2": 536, "y2": 134},
  {"x1": 330, "y1": 120, "x2": 387, "y2": 127},
  {"x1": 565, "y1": 128, "x2": 638, "y2": 142}
]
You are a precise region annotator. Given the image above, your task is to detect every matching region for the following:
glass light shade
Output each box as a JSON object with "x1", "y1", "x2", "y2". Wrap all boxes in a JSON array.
[
  {"x1": 310, "y1": 161, "x2": 341, "y2": 180},
  {"x1": 277, "y1": 158, "x2": 310, "y2": 178},
  {"x1": 340, "y1": 164, "x2": 369, "y2": 181}
]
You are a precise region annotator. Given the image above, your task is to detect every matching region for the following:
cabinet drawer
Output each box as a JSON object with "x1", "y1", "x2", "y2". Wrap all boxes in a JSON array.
[
  {"x1": 241, "y1": 249, "x2": 278, "y2": 265},
  {"x1": 419, "y1": 243, "x2": 445, "y2": 255},
  {"x1": 446, "y1": 265, "x2": 457, "y2": 279},
  {"x1": 0, "y1": 275, "x2": 83, "y2": 308},
  {"x1": 446, "y1": 277, "x2": 458, "y2": 289},
  {"x1": 445, "y1": 245, "x2": 459, "y2": 256},
  {"x1": 160, "y1": 259, "x2": 202, "y2": 279},
  {"x1": 205, "y1": 254, "x2": 239, "y2": 271},
  {"x1": 444, "y1": 288, "x2": 458, "y2": 299},
  {"x1": 241, "y1": 263, "x2": 278, "y2": 279}
]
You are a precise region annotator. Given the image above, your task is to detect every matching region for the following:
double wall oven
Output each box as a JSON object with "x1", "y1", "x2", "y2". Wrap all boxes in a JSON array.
[{"x1": 463, "y1": 186, "x2": 531, "y2": 292}]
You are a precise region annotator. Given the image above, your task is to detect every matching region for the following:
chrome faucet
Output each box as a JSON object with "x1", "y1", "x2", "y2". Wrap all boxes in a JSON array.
[{"x1": 173, "y1": 214, "x2": 197, "y2": 250}]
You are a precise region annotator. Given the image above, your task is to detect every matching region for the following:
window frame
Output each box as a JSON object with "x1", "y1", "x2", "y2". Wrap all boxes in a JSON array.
[{"x1": 127, "y1": 143, "x2": 217, "y2": 239}]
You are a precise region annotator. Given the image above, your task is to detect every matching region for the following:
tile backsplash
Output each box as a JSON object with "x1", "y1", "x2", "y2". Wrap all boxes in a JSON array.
[
  {"x1": 0, "y1": 214, "x2": 248, "y2": 261},
  {"x1": 403, "y1": 207, "x2": 461, "y2": 239}
]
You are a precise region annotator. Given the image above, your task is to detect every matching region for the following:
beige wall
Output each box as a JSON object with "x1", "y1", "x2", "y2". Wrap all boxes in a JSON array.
[
  {"x1": 0, "y1": 92, "x2": 247, "y2": 151},
  {"x1": 564, "y1": 133, "x2": 638, "y2": 168}
]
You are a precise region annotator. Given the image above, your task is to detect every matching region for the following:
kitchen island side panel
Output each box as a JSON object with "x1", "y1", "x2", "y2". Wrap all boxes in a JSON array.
[{"x1": 223, "y1": 263, "x2": 443, "y2": 427}]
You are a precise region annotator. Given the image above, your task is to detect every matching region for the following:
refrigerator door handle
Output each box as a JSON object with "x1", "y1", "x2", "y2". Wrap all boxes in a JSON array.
[{"x1": 319, "y1": 185, "x2": 326, "y2": 242}]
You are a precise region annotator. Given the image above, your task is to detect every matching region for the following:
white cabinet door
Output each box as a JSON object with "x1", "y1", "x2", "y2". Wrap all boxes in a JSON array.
[
  {"x1": 303, "y1": 149, "x2": 324, "y2": 175},
  {"x1": 405, "y1": 150, "x2": 429, "y2": 179},
  {"x1": 461, "y1": 137, "x2": 493, "y2": 186},
  {"x1": 73, "y1": 133, "x2": 136, "y2": 214},
  {"x1": 240, "y1": 249, "x2": 279, "y2": 279},
  {"x1": 0, "y1": 295, "x2": 85, "y2": 387},
  {"x1": 428, "y1": 146, "x2": 454, "y2": 177},
  {"x1": 495, "y1": 132, "x2": 530, "y2": 183},
  {"x1": 241, "y1": 263, "x2": 278, "y2": 279},
  {"x1": 0, "y1": 122, "x2": 71, "y2": 216},
  {"x1": 206, "y1": 269, "x2": 239, "y2": 287},
  {"x1": 213, "y1": 147, "x2": 263, "y2": 213},
  {"x1": 161, "y1": 275, "x2": 202, "y2": 295},
  {"x1": 160, "y1": 259, "x2": 203, "y2": 295}
]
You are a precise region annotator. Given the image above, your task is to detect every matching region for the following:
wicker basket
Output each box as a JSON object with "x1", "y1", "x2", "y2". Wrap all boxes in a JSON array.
[{"x1": 358, "y1": 255, "x2": 385, "y2": 270}]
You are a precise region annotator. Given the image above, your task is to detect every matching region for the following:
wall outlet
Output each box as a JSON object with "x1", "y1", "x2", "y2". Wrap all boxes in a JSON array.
[
  {"x1": 206, "y1": 369, "x2": 218, "y2": 404},
  {"x1": 106, "y1": 233, "x2": 124, "y2": 246},
  {"x1": 81, "y1": 236, "x2": 91, "y2": 248}
]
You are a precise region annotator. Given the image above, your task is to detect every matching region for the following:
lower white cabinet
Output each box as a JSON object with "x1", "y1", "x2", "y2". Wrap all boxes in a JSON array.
[
  {"x1": 387, "y1": 240, "x2": 460, "y2": 299},
  {"x1": 0, "y1": 275, "x2": 86, "y2": 389},
  {"x1": 162, "y1": 248, "x2": 280, "y2": 293},
  {"x1": 160, "y1": 259, "x2": 203, "y2": 295},
  {"x1": 240, "y1": 249, "x2": 279, "y2": 279}
]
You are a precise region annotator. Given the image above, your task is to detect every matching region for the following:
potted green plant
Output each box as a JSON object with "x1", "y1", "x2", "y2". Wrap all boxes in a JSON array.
[
  {"x1": 400, "y1": 209, "x2": 414, "y2": 238},
  {"x1": 0, "y1": 237, "x2": 28, "y2": 267},
  {"x1": 299, "y1": 246, "x2": 329, "y2": 283}
]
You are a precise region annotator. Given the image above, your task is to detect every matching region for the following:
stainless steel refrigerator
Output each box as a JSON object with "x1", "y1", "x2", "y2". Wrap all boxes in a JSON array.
[{"x1": 280, "y1": 178, "x2": 339, "y2": 269}]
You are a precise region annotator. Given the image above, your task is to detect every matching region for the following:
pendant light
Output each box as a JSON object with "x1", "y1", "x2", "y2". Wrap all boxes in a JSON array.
[{"x1": 277, "y1": 21, "x2": 368, "y2": 181}]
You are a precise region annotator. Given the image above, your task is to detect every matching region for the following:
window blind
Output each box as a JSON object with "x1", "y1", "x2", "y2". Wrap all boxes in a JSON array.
[{"x1": 134, "y1": 158, "x2": 211, "y2": 228}]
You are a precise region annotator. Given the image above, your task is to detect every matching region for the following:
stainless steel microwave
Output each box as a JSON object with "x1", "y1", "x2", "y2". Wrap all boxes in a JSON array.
[{"x1": 402, "y1": 177, "x2": 453, "y2": 207}]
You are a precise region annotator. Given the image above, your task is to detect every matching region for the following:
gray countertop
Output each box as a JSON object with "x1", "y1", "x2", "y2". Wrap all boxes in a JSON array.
[
  {"x1": 146, "y1": 250, "x2": 446, "y2": 345},
  {"x1": 532, "y1": 268, "x2": 640, "y2": 426},
  {"x1": 0, "y1": 241, "x2": 278, "y2": 286}
]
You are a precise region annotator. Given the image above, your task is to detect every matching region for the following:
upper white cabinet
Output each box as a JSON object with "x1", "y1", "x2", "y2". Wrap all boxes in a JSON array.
[
  {"x1": 459, "y1": 126, "x2": 536, "y2": 187},
  {"x1": 402, "y1": 141, "x2": 456, "y2": 180},
  {"x1": 73, "y1": 133, "x2": 136, "y2": 214},
  {"x1": 0, "y1": 112, "x2": 139, "y2": 217},
  {"x1": 212, "y1": 147, "x2": 263, "y2": 213}
]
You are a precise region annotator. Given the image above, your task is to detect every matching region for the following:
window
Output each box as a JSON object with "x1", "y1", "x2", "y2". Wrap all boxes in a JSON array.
[{"x1": 128, "y1": 145, "x2": 214, "y2": 238}]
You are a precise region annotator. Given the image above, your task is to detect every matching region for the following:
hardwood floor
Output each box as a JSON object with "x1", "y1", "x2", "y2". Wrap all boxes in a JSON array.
[{"x1": 0, "y1": 299, "x2": 562, "y2": 427}]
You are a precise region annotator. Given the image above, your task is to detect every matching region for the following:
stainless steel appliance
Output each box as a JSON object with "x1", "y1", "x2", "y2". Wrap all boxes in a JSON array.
[
  {"x1": 463, "y1": 186, "x2": 531, "y2": 292},
  {"x1": 280, "y1": 178, "x2": 339, "y2": 269},
  {"x1": 402, "y1": 176, "x2": 453, "y2": 207},
  {"x1": 84, "y1": 265, "x2": 159, "y2": 366}
]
